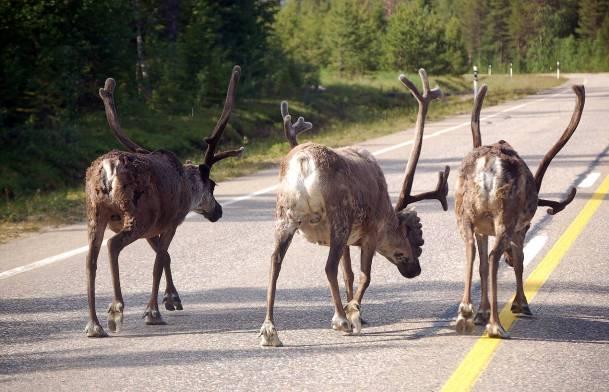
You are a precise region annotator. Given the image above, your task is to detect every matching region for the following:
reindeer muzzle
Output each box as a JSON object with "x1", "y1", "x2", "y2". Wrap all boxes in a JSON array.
[
  {"x1": 397, "y1": 260, "x2": 421, "y2": 279},
  {"x1": 204, "y1": 204, "x2": 222, "y2": 222}
]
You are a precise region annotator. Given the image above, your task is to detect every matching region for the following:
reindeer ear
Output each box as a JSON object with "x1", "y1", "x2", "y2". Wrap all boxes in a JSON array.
[{"x1": 199, "y1": 164, "x2": 211, "y2": 179}]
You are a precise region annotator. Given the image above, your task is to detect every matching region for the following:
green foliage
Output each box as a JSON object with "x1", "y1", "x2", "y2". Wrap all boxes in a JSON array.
[
  {"x1": 383, "y1": 1, "x2": 466, "y2": 74},
  {"x1": 1, "y1": 0, "x2": 609, "y2": 205},
  {"x1": 324, "y1": 0, "x2": 385, "y2": 75}
]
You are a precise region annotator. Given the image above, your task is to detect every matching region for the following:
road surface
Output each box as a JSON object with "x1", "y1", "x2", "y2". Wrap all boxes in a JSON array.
[{"x1": 1, "y1": 73, "x2": 608, "y2": 391}]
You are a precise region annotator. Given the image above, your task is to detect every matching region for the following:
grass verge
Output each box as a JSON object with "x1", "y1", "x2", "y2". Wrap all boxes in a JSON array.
[{"x1": 0, "y1": 73, "x2": 563, "y2": 243}]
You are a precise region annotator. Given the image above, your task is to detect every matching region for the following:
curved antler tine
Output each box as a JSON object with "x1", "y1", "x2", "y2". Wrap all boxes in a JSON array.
[
  {"x1": 436, "y1": 165, "x2": 450, "y2": 211},
  {"x1": 538, "y1": 186, "x2": 577, "y2": 215},
  {"x1": 293, "y1": 117, "x2": 313, "y2": 133},
  {"x1": 418, "y1": 68, "x2": 430, "y2": 96},
  {"x1": 280, "y1": 101, "x2": 312, "y2": 149},
  {"x1": 281, "y1": 100, "x2": 289, "y2": 119},
  {"x1": 396, "y1": 69, "x2": 446, "y2": 212},
  {"x1": 210, "y1": 146, "x2": 245, "y2": 165},
  {"x1": 471, "y1": 84, "x2": 488, "y2": 148},
  {"x1": 99, "y1": 78, "x2": 149, "y2": 154},
  {"x1": 534, "y1": 84, "x2": 585, "y2": 191},
  {"x1": 203, "y1": 65, "x2": 241, "y2": 166},
  {"x1": 399, "y1": 74, "x2": 423, "y2": 103}
]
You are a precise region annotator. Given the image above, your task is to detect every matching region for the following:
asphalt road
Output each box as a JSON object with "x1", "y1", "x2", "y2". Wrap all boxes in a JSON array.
[{"x1": 1, "y1": 74, "x2": 608, "y2": 391}]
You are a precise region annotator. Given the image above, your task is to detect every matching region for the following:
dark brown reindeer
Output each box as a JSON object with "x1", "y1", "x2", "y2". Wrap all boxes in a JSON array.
[
  {"x1": 259, "y1": 69, "x2": 450, "y2": 346},
  {"x1": 84, "y1": 66, "x2": 244, "y2": 337},
  {"x1": 454, "y1": 84, "x2": 585, "y2": 338}
]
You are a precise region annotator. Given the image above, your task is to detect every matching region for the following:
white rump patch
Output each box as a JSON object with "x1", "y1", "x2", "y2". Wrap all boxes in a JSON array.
[
  {"x1": 102, "y1": 158, "x2": 119, "y2": 197},
  {"x1": 475, "y1": 156, "x2": 502, "y2": 201},
  {"x1": 284, "y1": 152, "x2": 323, "y2": 218}
]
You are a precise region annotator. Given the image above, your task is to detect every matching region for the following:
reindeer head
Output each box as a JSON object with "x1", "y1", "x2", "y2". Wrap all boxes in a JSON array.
[
  {"x1": 191, "y1": 65, "x2": 245, "y2": 221},
  {"x1": 380, "y1": 69, "x2": 449, "y2": 278},
  {"x1": 98, "y1": 66, "x2": 244, "y2": 223},
  {"x1": 377, "y1": 207, "x2": 424, "y2": 278}
]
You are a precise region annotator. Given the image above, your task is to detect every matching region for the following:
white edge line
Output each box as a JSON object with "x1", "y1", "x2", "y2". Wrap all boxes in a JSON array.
[
  {"x1": 0, "y1": 240, "x2": 108, "y2": 280},
  {"x1": 577, "y1": 172, "x2": 600, "y2": 189},
  {"x1": 0, "y1": 90, "x2": 566, "y2": 280},
  {"x1": 523, "y1": 235, "x2": 548, "y2": 267}
]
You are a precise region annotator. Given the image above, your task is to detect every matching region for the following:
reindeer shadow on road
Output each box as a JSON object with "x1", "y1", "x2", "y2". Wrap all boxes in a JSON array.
[{"x1": 2, "y1": 279, "x2": 609, "y2": 376}]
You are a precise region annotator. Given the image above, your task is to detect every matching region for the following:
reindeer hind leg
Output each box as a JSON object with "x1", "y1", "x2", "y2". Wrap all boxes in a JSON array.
[{"x1": 456, "y1": 222, "x2": 476, "y2": 335}]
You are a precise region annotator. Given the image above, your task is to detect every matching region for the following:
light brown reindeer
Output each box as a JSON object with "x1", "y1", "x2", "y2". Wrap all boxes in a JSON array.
[
  {"x1": 84, "y1": 66, "x2": 244, "y2": 337},
  {"x1": 259, "y1": 69, "x2": 450, "y2": 346},
  {"x1": 454, "y1": 84, "x2": 585, "y2": 338}
]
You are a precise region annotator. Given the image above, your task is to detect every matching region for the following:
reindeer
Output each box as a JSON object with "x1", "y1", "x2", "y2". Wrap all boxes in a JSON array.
[
  {"x1": 259, "y1": 69, "x2": 451, "y2": 346},
  {"x1": 454, "y1": 84, "x2": 585, "y2": 338},
  {"x1": 84, "y1": 66, "x2": 244, "y2": 337}
]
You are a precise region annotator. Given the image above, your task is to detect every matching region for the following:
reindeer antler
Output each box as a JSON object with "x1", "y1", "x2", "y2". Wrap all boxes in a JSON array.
[
  {"x1": 202, "y1": 65, "x2": 245, "y2": 168},
  {"x1": 395, "y1": 69, "x2": 448, "y2": 212},
  {"x1": 99, "y1": 78, "x2": 150, "y2": 154},
  {"x1": 281, "y1": 101, "x2": 313, "y2": 148},
  {"x1": 471, "y1": 84, "x2": 488, "y2": 148},
  {"x1": 534, "y1": 85, "x2": 585, "y2": 215}
]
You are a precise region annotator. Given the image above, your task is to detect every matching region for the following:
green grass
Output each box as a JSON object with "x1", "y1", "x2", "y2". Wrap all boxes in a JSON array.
[{"x1": 0, "y1": 72, "x2": 563, "y2": 243}]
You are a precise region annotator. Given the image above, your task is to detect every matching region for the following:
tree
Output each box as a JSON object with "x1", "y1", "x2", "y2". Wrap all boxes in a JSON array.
[
  {"x1": 324, "y1": 0, "x2": 385, "y2": 75},
  {"x1": 383, "y1": 1, "x2": 454, "y2": 73},
  {"x1": 577, "y1": 0, "x2": 609, "y2": 39}
]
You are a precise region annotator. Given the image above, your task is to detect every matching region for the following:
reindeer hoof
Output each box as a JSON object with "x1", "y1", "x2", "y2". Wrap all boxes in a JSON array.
[
  {"x1": 344, "y1": 301, "x2": 362, "y2": 335},
  {"x1": 456, "y1": 303, "x2": 475, "y2": 334},
  {"x1": 332, "y1": 313, "x2": 352, "y2": 333},
  {"x1": 486, "y1": 323, "x2": 510, "y2": 339},
  {"x1": 107, "y1": 302, "x2": 124, "y2": 333},
  {"x1": 163, "y1": 292, "x2": 183, "y2": 311},
  {"x1": 85, "y1": 321, "x2": 108, "y2": 338},
  {"x1": 143, "y1": 308, "x2": 167, "y2": 325},
  {"x1": 511, "y1": 302, "x2": 532, "y2": 316},
  {"x1": 259, "y1": 321, "x2": 283, "y2": 347},
  {"x1": 474, "y1": 309, "x2": 490, "y2": 325}
]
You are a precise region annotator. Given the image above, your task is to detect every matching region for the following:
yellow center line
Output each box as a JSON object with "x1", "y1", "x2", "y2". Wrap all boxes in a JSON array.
[{"x1": 442, "y1": 174, "x2": 609, "y2": 392}]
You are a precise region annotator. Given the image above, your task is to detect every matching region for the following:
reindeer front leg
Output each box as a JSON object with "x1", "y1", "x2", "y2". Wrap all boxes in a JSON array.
[
  {"x1": 148, "y1": 236, "x2": 183, "y2": 311},
  {"x1": 345, "y1": 241, "x2": 375, "y2": 335},
  {"x1": 474, "y1": 234, "x2": 490, "y2": 325},
  {"x1": 509, "y1": 234, "x2": 532, "y2": 316},
  {"x1": 143, "y1": 228, "x2": 176, "y2": 325},
  {"x1": 327, "y1": 227, "x2": 352, "y2": 333},
  {"x1": 340, "y1": 246, "x2": 354, "y2": 302},
  {"x1": 84, "y1": 215, "x2": 108, "y2": 337},
  {"x1": 260, "y1": 216, "x2": 297, "y2": 347}
]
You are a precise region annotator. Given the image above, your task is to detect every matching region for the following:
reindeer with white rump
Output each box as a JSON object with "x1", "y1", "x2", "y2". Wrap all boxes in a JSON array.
[
  {"x1": 259, "y1": 69, "x2": 451, "y2": 346},
  {"x1": 454, "y1": 84, "x2": 585, "y2": 338},
  {"x1": 84, "y1": 66, "x2": 244, "y2": 337}
]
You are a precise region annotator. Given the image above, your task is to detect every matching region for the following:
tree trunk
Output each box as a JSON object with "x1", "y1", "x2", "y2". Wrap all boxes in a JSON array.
[{"x1": 134, "y1": 0, "x2": 150, "y2": 100}]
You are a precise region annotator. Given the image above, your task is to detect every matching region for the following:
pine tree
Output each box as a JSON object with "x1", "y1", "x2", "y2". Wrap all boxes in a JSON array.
[{"x1": 577, "y1": 0, "x2": 609, "y2": 39}]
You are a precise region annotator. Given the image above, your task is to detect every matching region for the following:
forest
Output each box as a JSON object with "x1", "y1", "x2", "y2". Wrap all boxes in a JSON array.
[{"x1": 0, "y1": 0, "x2": 608, "y2": 205}]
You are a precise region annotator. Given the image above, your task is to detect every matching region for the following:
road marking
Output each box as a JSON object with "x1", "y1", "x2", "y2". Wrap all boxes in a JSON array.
[
  {"x1": 441, "y1": 174, "x2": 609, "y2": 392},
  {"x1": 523, "y1": 235, "x2": 548, "y2": 267},
  {"x1": 577, "y1": 172, "x2": 600, "y2": 188},
  {"x1": 0, "y1": 89, "x2": 566, "y2": 280},
  {"x1": 0, "y1": 240, "x2": 108, "y2": 281}
]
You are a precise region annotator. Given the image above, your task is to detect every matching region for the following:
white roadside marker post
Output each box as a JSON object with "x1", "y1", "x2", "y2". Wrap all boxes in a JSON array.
[
  {"x1": 510, "y1": 62, "x2": 513, "y2": 78},
  {"x1": 488, "y1": 64, "x2": 492, "y2": 76},
  {"x1": 557, "y1": 60, "x2": 560, "y2": 79},
  {"x1": 473, "y1": 65, "x2": 478, "y2": 98}
]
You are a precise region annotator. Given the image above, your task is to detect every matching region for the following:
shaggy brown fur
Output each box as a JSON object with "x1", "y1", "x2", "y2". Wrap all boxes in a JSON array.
[
  {"x1": 259, "y1": 69, "x2": 448, "y2": 347},
  {"x1": 454, "y1": 84, "x2": 585, "y2": 338},
  {"x1": 84, "y1": 66, "x2": 243, "y2": 338}
]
